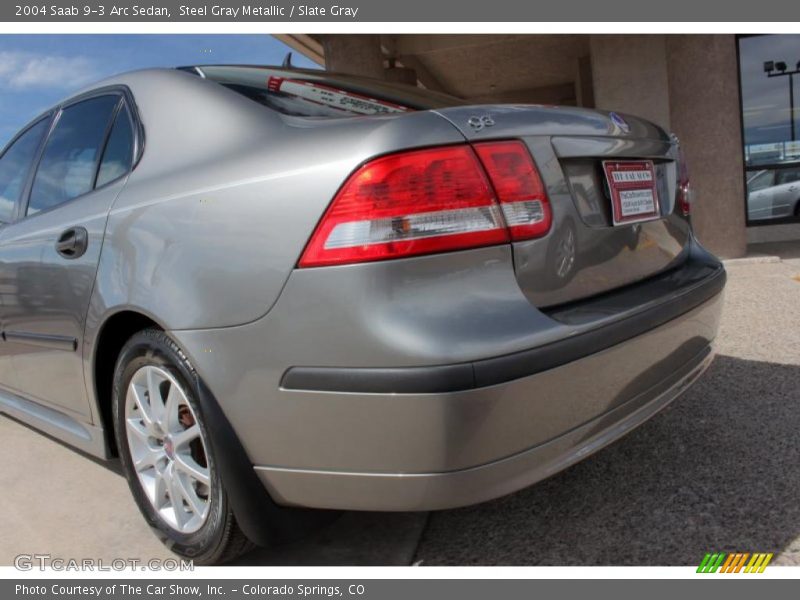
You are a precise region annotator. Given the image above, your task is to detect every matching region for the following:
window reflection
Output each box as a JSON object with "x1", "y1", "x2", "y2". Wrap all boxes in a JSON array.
[
  {"x1": 747, "y1": 166, "x2": 800, "y2": 220},
  {"x1": 28, "y1": 95, "x2": 119, "y2": 215},
  {"x1": 96, "y1": 104, "x2": 134, "y2": 188},
  {"x1": 0, "y1": 119, "x2": 49, "y2": 222},
  {"x1": 739, "y1": 35, "x2": 800, "y2": 222}
]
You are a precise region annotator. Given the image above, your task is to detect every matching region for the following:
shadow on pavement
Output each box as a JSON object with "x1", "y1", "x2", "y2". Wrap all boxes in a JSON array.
[
  {"x1": 233, "y1": 511, "x2": 428, "y2": 566},
  {"x1": 414, "y1": 355, "x2": 800, "y2": 565}
]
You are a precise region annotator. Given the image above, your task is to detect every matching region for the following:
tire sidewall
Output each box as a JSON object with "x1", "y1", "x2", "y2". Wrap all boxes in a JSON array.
[{"x1": 112, "y1": 329, "x2": 229, "y2": 563}]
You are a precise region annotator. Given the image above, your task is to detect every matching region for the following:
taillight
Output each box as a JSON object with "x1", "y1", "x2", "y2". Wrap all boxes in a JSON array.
[
  {"x1": 473, "y1": 141, "x2": 552, "y2": 240},
  {"x1": 677, "y1": 144, "x2": 691, "y2": 217},
  {"x1": 299, "y1": 142, "x2": 551, "y2": 267}
]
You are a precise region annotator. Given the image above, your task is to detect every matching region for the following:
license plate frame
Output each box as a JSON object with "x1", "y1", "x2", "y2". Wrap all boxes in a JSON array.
[{"x1": 602, "y1": 160, "x2": 661, "y2": 226}]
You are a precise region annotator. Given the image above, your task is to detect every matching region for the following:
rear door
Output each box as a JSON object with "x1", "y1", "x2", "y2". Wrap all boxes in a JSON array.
[
  {"x1": 433, "y1": 105, "x2": 690, "y2": 307},
  {"x1": 0, "y1": 91, "x2": 136, "y2": 418},
  {"x1": 747, "y1": 170, "x2": 776, "y2": 220}
]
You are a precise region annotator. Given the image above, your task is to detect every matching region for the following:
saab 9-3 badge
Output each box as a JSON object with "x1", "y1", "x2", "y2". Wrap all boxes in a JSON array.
[{"x1": 468, "y1": 115, "x2": 495, "y2": 131}]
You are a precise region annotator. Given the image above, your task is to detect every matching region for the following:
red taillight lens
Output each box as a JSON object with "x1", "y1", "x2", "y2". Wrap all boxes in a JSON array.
[
  {"x1": 474, "y1": 141, "x2": 552, "y2": 240},
  {"x1": 677, "y1": 144, "x2": 691, "y2": 217},
  {"x1": 299, "y1": 142, "x2": 551, "y2": 268}
]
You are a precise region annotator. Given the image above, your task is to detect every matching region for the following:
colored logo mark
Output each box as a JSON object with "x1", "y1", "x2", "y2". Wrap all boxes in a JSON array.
[{"x1": 697, "y1": 552, "x2": 774, "y2": 573}]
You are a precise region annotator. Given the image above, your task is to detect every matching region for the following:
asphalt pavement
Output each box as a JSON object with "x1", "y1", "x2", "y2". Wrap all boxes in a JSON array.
[
  {"x1": 1, "y1": 243, "x2": 799, "y2": 566},
  {"x1": 415, "y1": 243, "x2": 800, "y2": 565}
]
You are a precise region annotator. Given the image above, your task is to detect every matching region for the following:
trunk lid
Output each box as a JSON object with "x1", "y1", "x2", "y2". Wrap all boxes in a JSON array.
[{"x1": 434, "y1": 105, "x2": 690, "y2": 307}]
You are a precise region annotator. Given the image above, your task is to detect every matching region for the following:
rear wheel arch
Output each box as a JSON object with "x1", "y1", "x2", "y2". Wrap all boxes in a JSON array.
[
  {"x1": 93, "y1": 311, "x2": 338, "y2": 550},
  {"x1": 93, "y1": 310, "x2": 162, "y2": 456}
]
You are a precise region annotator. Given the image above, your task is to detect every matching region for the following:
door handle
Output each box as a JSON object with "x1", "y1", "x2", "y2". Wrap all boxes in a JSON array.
[{"x1": 55, "y1": 227, "x2": 89, "y2": 259}]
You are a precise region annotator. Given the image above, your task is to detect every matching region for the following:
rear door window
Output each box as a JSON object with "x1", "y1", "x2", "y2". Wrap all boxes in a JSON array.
[
  {"x1": 747, "y1": 170, "x2": 775, "y2": 192},
  {"x1": 0, "y1": 118, "x2": 50, "y2": 222},
  {"x1": 28, "y1": 95, "x2": 119, "y2": 215},
  {"x1": 777, "y1": 168, "x2": 800, "y2": 185}
]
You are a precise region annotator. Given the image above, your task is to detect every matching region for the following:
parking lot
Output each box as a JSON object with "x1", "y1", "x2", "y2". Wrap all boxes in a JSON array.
[{"x1": 2, "y1": 243, "x2": 799, "y2": 567}]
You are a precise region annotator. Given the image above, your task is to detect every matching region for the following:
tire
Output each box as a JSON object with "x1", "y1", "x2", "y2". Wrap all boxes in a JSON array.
[
  {"x1": 794, "y1": 200, "x2": 800, "y2": 218},
  {"x1": 113, "y1": 328, "x2": 254, "y2": 564}
]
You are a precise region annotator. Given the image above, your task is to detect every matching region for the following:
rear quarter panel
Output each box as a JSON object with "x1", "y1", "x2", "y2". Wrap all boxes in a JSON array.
[{"x1": 86, "y1": 69, "x2": 468, "y2": 331}]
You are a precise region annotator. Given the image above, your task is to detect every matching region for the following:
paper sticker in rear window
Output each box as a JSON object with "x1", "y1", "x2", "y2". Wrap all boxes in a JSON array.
[{"x1": 267, "y1": 77, "x2": 410, "y2": 116}]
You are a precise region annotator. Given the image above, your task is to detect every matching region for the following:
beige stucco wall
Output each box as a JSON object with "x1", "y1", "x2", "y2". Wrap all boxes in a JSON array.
[
  {"x1": 666, "y1": 35, "x2": 747, "y2": 258},
  {"x1": 590, "y1": 35, "x2": 671, "y2": 130},
  {"x1": 320, "y1": 35, "x2": 385, "y2": 79}
]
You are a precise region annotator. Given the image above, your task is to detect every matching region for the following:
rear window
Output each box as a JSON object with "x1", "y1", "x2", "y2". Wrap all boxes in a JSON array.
[{"x1": 181, "y1": 65, "x2": 465, "y2": 118}]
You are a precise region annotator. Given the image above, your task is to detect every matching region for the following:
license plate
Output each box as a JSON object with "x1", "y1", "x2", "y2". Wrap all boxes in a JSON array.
[{"x1": 602, "y1": 160, "x2": 660, "y2": 225}]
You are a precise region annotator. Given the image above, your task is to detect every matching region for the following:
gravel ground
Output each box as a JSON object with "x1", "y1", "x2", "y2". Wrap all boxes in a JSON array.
[{"x1": 414, "y1": 254, "x2": 800, "y2": 565}]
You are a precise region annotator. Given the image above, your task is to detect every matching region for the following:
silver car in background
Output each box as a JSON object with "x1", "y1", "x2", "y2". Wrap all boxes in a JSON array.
[
  {"x1": 747, "y1": 166, "x2": 800, "y2": 221},
  {"x1": 0, "y1": 65, "x2": 725, "y2": 563}
]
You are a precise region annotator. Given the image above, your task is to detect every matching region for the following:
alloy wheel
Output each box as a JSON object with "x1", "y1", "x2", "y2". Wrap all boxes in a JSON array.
[{"x1": 124, "y1": 365, "x2": 211, "y2": 534}]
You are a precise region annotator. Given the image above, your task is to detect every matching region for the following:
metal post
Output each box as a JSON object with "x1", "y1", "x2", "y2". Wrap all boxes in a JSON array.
[{"x1": 791, "y1": 73, "x2": 796, "y2": 142}]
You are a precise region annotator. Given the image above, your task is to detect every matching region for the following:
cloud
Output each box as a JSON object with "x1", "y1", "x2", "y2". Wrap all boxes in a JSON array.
[{"x1": 0, "y1": 51, "x2": 99, "y2": 90}]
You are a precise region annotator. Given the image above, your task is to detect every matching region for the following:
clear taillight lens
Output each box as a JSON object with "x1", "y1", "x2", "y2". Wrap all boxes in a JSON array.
[
  {"x1": 299, "y1": 142, "x2": 551, "y2": 268},
  {"x1": 474, "y1": 140, "x2": 552, "y2": 240}
]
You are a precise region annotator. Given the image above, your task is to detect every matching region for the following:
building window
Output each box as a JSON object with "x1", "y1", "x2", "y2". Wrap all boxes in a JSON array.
[{"x1": 738, "y1": 34, "x2": 800, "y2": 224}]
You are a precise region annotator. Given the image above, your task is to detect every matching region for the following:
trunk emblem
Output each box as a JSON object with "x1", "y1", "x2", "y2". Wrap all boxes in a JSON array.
[
  {"x1": 467, "y1": 115, "x2": 495, "y2": 131},
  {"x1": 609, "y1": 112, "x2": 630, "y2": 133}
]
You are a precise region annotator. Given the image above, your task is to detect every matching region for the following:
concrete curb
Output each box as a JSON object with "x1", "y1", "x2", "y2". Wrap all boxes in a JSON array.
[{"x1": 723, "y1": 255, "x2": 782, "y2": 266}]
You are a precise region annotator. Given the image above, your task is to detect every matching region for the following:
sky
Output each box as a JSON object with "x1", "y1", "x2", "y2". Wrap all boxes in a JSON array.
[
  {"x1": 739, "y1": 34, "x2": 800, "y2": 146},
  {"x1": 0, "y1": 34, "x2": 319, "y2": 146}
]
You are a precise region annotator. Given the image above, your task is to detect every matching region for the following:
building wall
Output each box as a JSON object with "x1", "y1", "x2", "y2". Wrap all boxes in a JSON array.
[
  {"x1": 319, "y1": 35, "x2": 385, "y2": 79},
  {"x1": 666, "y1": 35, "x2": 747, "y2": 258},
  {"x1": 590, "y1": 35, "x2": 671, "y2": 129},
  {"x1": 592, "y1": 34, "x2": 747, "y2": 258}
]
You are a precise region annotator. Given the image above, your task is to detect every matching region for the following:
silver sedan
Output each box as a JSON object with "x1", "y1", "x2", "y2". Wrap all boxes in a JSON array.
[{"x1": 0, "y1": 65, "x2": 725, "y2": 563}]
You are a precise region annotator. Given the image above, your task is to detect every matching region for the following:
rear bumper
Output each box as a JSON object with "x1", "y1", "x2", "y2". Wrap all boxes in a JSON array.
[
  {"x1": 256, "y1": 338, "x2": 715, "y2": 511},
  {"x1": 255, "y1": 284, "x2": 723, "y2": 511},
  {"x1": 172, "y1": 239, "x2": 724, "y2": 513}
]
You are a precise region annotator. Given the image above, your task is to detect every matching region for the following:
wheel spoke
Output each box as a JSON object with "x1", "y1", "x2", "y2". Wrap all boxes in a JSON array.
[
  {"x1": 172, "y1": 425, "x2": 200, "y2": 449},
  {"x1": 146, "y1": 368, "x2": 166, "y2": 429},
  {"x1": 165, "y1": 463, "x2": 188, "y2": 528},
  {"x1": 164, "y1": 384, "x2": 182, "y2": 434},
  {"x1": 153, "y1": 472, "x2": 168, "y2": 509},
  {"x1": 174, "y1": 453, "x2": 210, "y2": 487},
  {"x1": 128, "y1": 385, "x2": 157, "y2": 435},
  {"x1": 176, "y1": 472, "x2": 206, "y2": 517},
  {"x1": 126, "y1": 418, "x2": 151, "y2": 446},
  {"x1": 133, "y1": 447, "x2": 163, "y2": 472}
]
